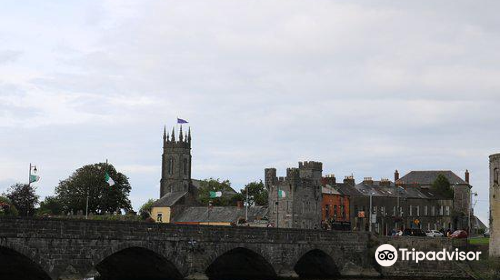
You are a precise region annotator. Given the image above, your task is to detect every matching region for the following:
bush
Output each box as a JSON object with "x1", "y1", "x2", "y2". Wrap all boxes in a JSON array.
[{"x1": 0, "y1": 196, "x2": 19, "y2": 216}]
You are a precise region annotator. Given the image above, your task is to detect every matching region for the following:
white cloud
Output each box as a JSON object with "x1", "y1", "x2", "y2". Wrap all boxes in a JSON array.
[{"x1": 0, "y1": 0, "x2": 498, "y2": 224}]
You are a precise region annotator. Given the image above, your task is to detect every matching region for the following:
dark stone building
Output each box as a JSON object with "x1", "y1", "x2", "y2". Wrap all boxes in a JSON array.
[
  {"x1": 265, "y1": 161, "x2": 323, "y2": 229},
  {"x1": 397, "y1": 170, "x2": 473, "y2": 230}
]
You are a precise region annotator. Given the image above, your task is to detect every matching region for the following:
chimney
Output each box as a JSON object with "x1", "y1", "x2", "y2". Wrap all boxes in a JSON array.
[
  {"x1": 322, "y1": 174, "x2": 336, "y2": 186},
  {"x1": 394, "y1": 170, "x2": 399, "y2": 182},
  {"x1": 236, "y1": 201, "x2": 244, "y2": 209},
  {"x1": 363, "y1": 177, "x2": 374, "y2": 186},
  {"x1": 465, "y1": 169, "x2": 470, "y2": 184},
  {"x1": 380, "y1": 178, "x2": 391, "y2": 187},
  {"x1": 343, "y1": 175, "x2": 355, "y2": 186}
]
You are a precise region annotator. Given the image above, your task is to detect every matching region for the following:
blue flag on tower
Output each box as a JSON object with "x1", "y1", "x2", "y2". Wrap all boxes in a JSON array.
[{"x1": 177, "y1": 118, "x2": 188, "y2": 124}]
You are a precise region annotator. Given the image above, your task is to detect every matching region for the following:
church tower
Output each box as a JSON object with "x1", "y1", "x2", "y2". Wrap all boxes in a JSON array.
[{"x1": 160, "y1": 126, "x2": 192, "y2": 198}]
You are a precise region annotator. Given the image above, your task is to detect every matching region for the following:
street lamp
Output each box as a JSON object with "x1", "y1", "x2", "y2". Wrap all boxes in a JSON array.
[{"x1": 469, "y1": 190, "x2": 478, "y2": 236}]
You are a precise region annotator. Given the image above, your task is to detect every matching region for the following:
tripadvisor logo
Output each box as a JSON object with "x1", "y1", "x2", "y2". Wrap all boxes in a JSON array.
[{"x1": 375, "y1": 244, "x2": 481, "y2": 267}]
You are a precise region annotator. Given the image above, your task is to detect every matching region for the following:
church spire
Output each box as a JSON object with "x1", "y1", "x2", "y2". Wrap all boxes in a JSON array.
[
  {"x1": 179, "y1": 125, "x2": 183, "y2": 142},
  {"x1": 163, "y1": 125, "x2": 166, "y2": 141},
  {"x1": 171, "y1": 127, "x2": 175, "y2": 142},
  {"x1": 188, "y1": 127, "x2": 191, "y2": 143}
]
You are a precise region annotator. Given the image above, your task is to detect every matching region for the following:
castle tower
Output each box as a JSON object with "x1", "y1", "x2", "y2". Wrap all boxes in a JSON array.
[
  {"x1": 489, "y1": 153, "x2": 500, "y2": 256},
  {"x1": 160, "y1": 126, "x2": 192, "y2": 198},
  {"x1": 265, "y1": 161, "x2": 322, "y2": 229}
]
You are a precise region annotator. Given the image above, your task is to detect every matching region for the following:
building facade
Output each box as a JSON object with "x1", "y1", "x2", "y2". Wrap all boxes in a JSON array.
[
  {"x1": 265, "y1": 161, "x2": 323, "y2": 229},
  {"x1": 320, "y1": 175, "x2": 454, "y2": 235},
  {"x1": 489, "y1": 153, "x2": 500, "y2": 257},
  {"x1": 397, "y1": 170, "x2": 472, "y2": 230},
  {"x1": 321, "y1": 175, "x2": 350, "y2": 230}
]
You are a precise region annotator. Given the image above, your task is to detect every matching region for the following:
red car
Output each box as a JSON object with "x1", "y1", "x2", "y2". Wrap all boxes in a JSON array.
[{"x1": 450, "y1": 230, "x2": 468, "y2": 239}]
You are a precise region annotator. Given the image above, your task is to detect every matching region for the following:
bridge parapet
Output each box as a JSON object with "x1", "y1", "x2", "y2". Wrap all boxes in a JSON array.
[{"x1": 0, "y1": 217, "x2": 375, "y2": 280}]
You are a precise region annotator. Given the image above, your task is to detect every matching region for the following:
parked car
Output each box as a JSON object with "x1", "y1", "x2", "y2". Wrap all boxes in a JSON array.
[
  {"x1": 484, "y1": 228, "x2": 490, "y2": 237},
  {"x1": 426, "y1": 229, "x2": 444, "y2": 237},
  {"x1": 402, "y1": 228, "x2": 427, "y2": 237},
  {"x1": 450, "y1": 230, "x2": 468, "y2": 239}
]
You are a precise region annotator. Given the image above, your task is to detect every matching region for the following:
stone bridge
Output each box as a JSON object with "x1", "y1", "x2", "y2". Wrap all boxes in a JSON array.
[{"x1": 0, "y1": 217, "x2": 378, "y2": 280}]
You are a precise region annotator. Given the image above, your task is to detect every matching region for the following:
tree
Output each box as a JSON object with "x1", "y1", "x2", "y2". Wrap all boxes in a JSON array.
[
  {"x1": 55, "y1": 163, "x2": 132, "y2": 215},
  {"x1": 197, "y1": 178, "x2": 237, "y2": 206},
  {"x1": 3, "y1": 183, "x2": 39, "y2": 216},
  {"x1": 139, "y1": 199, "x2": 155, "y2": 220},
  {"x1": 241, "y1": 181, "x2": 268, "y2": 206},
  {"x1": 0, "y1": 196, "x2": 19, "y2": 216},
  {"x1": 37, "y1": 196, "x2": 63, "y2": 216},
  {"x1": 431, "y1": 174, "x2": 454, "y2": 199}
]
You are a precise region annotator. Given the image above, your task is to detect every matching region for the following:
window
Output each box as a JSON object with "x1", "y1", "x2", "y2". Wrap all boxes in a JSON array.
[
  {"x1": 409, "y1": 205, "x2": 413, "y2": 216},
  {"x1": 431, "y1": 206, "x2": 436, "y2": 216},
  {"x1": 445, "y1": 206, "x2": 450, "y2": 216},
  {"x1": 380, "y1": 206, "x2": 385, "y2": 216},
  {"x1": 168, "y1": 158, "x2": 174, "y2": 174},
  {"x1": 416, "y1": 206, "x2": 420, "y2": 216},
  {"x1": 157, "y1": 213, "x2": 163, "y2": 222},
  {"x1": 440, "y1": 206, "x2": 444, "y2": 216},
  {"x1": 393, "y1": 206, "x2": 396, "y2": 216},
  {"x1": 333, "y1": 205, "x2": 337, "y2": 216},
  {"x1": 495, "y1": 168, "x2": 499, "y2": 184},
  {"x1": 325, "y1": 204, "x2": 330, "y2": 218},
  {"x1": 183, "y1": 158, "x2": 188, "y2": 175},
  {"x1": 424, "y1": 206, "x2": 428, "y2": 216}
]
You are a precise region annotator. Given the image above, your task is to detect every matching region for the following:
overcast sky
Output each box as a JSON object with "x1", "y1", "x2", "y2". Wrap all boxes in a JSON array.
[{"x1": 1, "y1": 0, "x2": 499, "y2": 224}]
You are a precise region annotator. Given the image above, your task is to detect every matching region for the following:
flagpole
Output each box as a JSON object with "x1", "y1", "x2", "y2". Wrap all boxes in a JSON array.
[
  {"x1": 245, "y1": 185, "x2": 248, "y2": 222},
  {"x1": 28, "y1": 163, "x2": 31, "y2": 188}
]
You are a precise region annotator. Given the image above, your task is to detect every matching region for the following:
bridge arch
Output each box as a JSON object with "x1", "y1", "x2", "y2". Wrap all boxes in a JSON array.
[
  {"x1": 0, "y1": 242, "x2": 52, "y2": 280},
  {"x1": 293, "y1": 248, "x2": 340, "y2": 279},
  {"x1": 91, "y1": 242, "x2": 184, "y2": 280},
  {"x1": 206, "y1": 246, "x2": 277, "y2": 280}
]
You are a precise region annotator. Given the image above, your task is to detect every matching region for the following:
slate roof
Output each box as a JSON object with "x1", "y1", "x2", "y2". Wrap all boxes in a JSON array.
[
  {"x1": 334, "y1": 183, "x2": 363, "y2": 196},
  {"x1": 398, "y1": 171, "x2": 468, "y2": 186},
  {"x1": 351, "y1": 180, "x2": 449, "y2": 200},
  {"x1": 152, "y1": 191, "x2": 187, "y2": 207},
  {"x1": 175, "y1": 206, "x2": 268, "y2": 223},
  {"x1": 322, "y1": 185, "x2": 341, "y2": 195}
]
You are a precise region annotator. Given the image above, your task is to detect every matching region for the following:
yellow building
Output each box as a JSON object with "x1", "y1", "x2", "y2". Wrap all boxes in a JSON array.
[{"x1": 151, "y1": 206, "x2": 171, "y2": 223}]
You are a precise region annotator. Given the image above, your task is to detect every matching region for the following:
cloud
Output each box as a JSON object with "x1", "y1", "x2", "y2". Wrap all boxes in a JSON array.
[
  {"x1": 0, "y1": 50, "x2": 22, "y2": 65},
  {"x1": 0, "y1": 1, "x2": 498, "y2": 225}
]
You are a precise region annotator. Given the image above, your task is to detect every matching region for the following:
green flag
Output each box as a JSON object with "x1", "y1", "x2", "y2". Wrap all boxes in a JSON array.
[
  {"x1": 29, "y1": 174, "x2": 40, "y2": 183},
  {"x1": 105, "y1": 172, "x2": 115, "y2": 186},
  {"x1": 278, "y1": 190, "x2": 286, "y2": 198},
  {"x1": 209, "y1": 191, "x2": 222, "y2": 198}
]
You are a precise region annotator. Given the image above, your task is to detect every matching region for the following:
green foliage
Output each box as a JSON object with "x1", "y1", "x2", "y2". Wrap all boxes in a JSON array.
[
  {"x1": 241, "y1": 181, "x2": 268, "y2": 206},
  {"x1": 139, "y1": 199, "x2": 155, "y2": 220},
  {"x1": 431, "y1": 174, "x2": 454, "y2": 199},
  {"x1": 55, "y1": 163, "x2": 132, "y2": 215},
  {"x1": 37, "y1": 196, "x2": 63, "y2": 216},
  {"x1": 3, "y1": 183, "x2": 39, "y2": 216},
  {"x1": 469, "y1": 237, "x2": 489, "y2": 245},
  {"x1": 197, "y1": 178, "x2": 237, "y2": 206},
  {"x1": 0, "y1": 196, "x2": 19, "y2": 216}
]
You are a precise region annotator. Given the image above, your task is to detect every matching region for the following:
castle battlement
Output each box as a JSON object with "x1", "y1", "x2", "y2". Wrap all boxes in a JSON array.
[{"x1": 299, "y1": 161, "x2": 323, "y2": 170}]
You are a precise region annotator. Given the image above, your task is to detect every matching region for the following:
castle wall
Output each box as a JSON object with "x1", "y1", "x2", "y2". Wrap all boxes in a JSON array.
[{"x1": 489, "y1": 153, "x2": 500, "y2": 257}]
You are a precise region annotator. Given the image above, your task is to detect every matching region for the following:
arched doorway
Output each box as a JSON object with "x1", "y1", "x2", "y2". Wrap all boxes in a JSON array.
[
  {"x1": 206, "y1": 247, "x2": 276, "y2": 280},
  {"x1": 294, "y1": 249, "x2": 340, "y2": 279},
  {"x1": 0, "y1": 246, "x2": 51, "y2": 280},
  {"x1": 95, "y1": 247, "x2": 182, "y2": 280}
]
